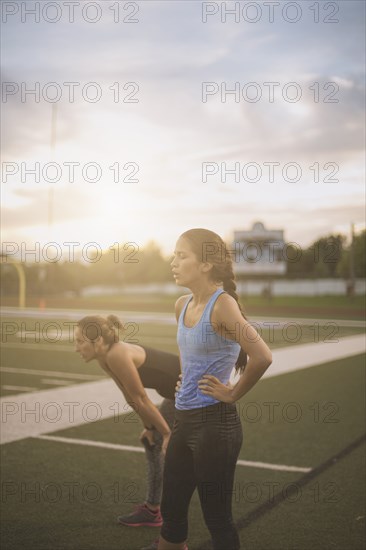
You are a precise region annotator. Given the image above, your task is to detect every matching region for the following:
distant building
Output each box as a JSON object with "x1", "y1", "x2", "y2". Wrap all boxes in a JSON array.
[{"x1": 232, "y1": 222, "x2": 286, "y2": 276}]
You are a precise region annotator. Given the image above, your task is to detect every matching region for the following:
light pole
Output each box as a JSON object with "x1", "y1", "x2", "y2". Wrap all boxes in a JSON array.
[
  {"x1": 48, "y1": 103, "x2": 57, "y2": 231},
  {"x1": 42, "y1": 103, "x2": 58, "y2": 308}
]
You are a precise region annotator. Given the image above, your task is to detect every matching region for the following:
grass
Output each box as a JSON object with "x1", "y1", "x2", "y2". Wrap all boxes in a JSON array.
[
  {"x1": 1, "y1": 313, "x2": 365, "y2": 399},
  {"x1": 239, "y1": 442, "x2": 366, "y2": 550},
  {"x1": 2, "y1": 292, "x2": 365, "y2": 319},
  {"x1": 0, "y1": 306, "x2": 365, "y2": 549},
  {"x1": 1, "y1": 354, "x2": 365, "y2": 550}
]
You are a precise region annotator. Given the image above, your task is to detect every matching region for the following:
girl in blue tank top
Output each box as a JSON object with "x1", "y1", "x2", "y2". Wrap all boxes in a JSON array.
[
  {"x1": 156, "y1": 229, "x2": 272, "y2": 550},
  {"x1": 175, "y1": 288, "x2": 240, "y2": 410}
]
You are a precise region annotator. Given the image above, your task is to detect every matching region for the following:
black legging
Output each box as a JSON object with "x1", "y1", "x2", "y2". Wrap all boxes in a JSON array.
[{"x1": 160, "y1": 402, "x2": 243, "y2": 550}]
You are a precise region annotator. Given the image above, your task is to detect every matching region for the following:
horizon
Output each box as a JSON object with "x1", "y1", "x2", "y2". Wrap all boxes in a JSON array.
[{"x1": 1, "y1": 221, "x2": 364, "y2": 265}]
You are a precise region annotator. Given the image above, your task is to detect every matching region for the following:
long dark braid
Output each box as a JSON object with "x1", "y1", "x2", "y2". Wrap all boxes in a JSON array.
[{"x1": 181, "y1": 228, "x2": 248, "y2": 374}]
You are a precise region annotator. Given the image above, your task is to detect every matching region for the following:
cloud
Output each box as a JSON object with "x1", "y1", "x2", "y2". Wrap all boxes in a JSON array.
[
  {"x1": 1, "y1": 0, "x2": 365, "y2": 251},
  {"x1": 2, "y1": 186, "x2": 97, "y2": 228}
]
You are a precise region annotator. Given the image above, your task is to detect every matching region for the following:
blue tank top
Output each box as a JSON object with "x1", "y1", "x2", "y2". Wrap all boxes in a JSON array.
[{"x1": 175, "y1": 289, "x2": 241, "y2": 410}]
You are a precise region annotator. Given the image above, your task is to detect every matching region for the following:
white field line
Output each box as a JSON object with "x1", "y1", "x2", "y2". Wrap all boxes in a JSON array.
[
  {"x1": 1, "y1": 307, "x2": 176, "y2": 324},
  {"x1": 36, "y1": 434, "x2": 145, "y2": 453},
  {"x1": 1, "y1": 334, "x2": 365, "y2": 446},
  {"x1": 2, "y1": 306, "x2": 365, "y2": 328},
  {"x1": 35, "y1": 434, "x2": 311, "y2": 473},
  {"x1": 227, "y1": 333, "x2": 366, "y2": 383},
  {"x1": 1, "y1": 343, "x2": 78, "y2": 352},
  {"x1": 0, "y1": 367, "x2": 104, "y2": 380},
  {"x1": 16, "y1": 331, "x2": 73, "y2": 340},
  {"x1": 258, "y1": 333, "x2": 366, "y2": 381},
  {"x1": 2, "y1": 385, "x2": 38, "y2": 392},
  {"x1": 236, "y1": 459, "x2": 310, "y2": 473},
  {"x1": 1, "y1": 339, "x2": 175, "y2": 352},
  {"x1": 2, "y1": 329, "x2": 365, "y2": 356},
  {"x1": 10, "y1": 331, "x2": 174, "y2": 346},
  {"x1": 14, "y1": 330, "x2": 70, "y2": 344},
  {"x1": 0, "y1": 379, "x2": 156, "y2": 445},
  {"x1": 40, "y1": 379, "x2": 75, "y2": 386}
]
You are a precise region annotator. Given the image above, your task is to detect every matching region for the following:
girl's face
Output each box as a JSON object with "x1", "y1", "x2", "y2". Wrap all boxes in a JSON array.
[
  {"x1": 75, "y1": 327, "x2": 97, "y2": 362},
  {"x1": 171, "y1": 237, "x2": 211, "y2": 287}
]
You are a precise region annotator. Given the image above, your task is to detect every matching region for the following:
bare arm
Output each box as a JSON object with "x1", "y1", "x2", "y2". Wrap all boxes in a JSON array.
[
  {"x1": 105, "y1": 348, "x2": 171, "y2": 437},
  {"x1": 174, "y1": 294, "x2": 190, "y2": 323},
  {"x1": 173, "y1": 295, "x2": 190, "y2": 393}
]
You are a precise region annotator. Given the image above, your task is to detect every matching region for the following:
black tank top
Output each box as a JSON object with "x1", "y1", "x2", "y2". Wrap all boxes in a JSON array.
[{"x1": 138, "y1": 346, "x2": 180, "y2": 400}]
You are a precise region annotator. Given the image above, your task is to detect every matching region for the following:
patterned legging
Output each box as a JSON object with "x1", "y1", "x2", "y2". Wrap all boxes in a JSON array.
[{"x1": 141, "y1": 398, "x2": 176, "y2": 505}]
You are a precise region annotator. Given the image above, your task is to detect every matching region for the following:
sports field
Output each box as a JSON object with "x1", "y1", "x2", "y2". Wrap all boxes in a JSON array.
[{"x1": 1, "y1": 301, "x2": 365, "y2": 550}]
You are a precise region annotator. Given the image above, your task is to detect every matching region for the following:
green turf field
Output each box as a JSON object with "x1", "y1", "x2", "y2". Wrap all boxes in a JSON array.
[
  {"x1": 1, "y1": 307, "x2": 365, "y2": 550},
  {"x1": 2, "y1": 292, "x2": 365, "y2": 319},
  {"x1": 1, "y1": 313, "x2": 365, "y2": 400}
]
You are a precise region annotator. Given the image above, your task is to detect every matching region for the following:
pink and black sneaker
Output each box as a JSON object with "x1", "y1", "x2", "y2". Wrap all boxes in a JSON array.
[{"x1": 117, "y1": 503, "x2": 163, "y2": 527}]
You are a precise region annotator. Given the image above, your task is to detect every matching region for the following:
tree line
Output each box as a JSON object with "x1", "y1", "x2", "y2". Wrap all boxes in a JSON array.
[{"x1": 1, "y1": 231, "x2": 365, "y2": 296}]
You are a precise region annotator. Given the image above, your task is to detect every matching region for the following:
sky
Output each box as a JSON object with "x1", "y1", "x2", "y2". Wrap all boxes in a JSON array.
[{"x1": 1, "y1": 0, "x2": 365, "y2": 258}]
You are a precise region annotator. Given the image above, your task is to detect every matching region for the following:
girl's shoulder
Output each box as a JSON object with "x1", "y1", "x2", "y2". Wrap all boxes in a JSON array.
[
  {"x1": 212, "y1": 292, "x2": 243, "y2": 321},
  {"x1": 107, "y1": 341, "x2": 145, "y2": 369},
  {"x1": 174, "y1": 294, "x2": 191, "y2": 321},
  {"x1": 106, "y1": 341, "x2": 129, "y2": 364}
]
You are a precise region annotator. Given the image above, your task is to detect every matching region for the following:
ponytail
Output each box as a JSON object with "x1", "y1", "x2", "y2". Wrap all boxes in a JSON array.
[
  {"x1": 78, "y1": 315, "x2": 124, "y2": 347},
  {"x1": 223, "y1": 276, "x2": 248, "y2": 374}
]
